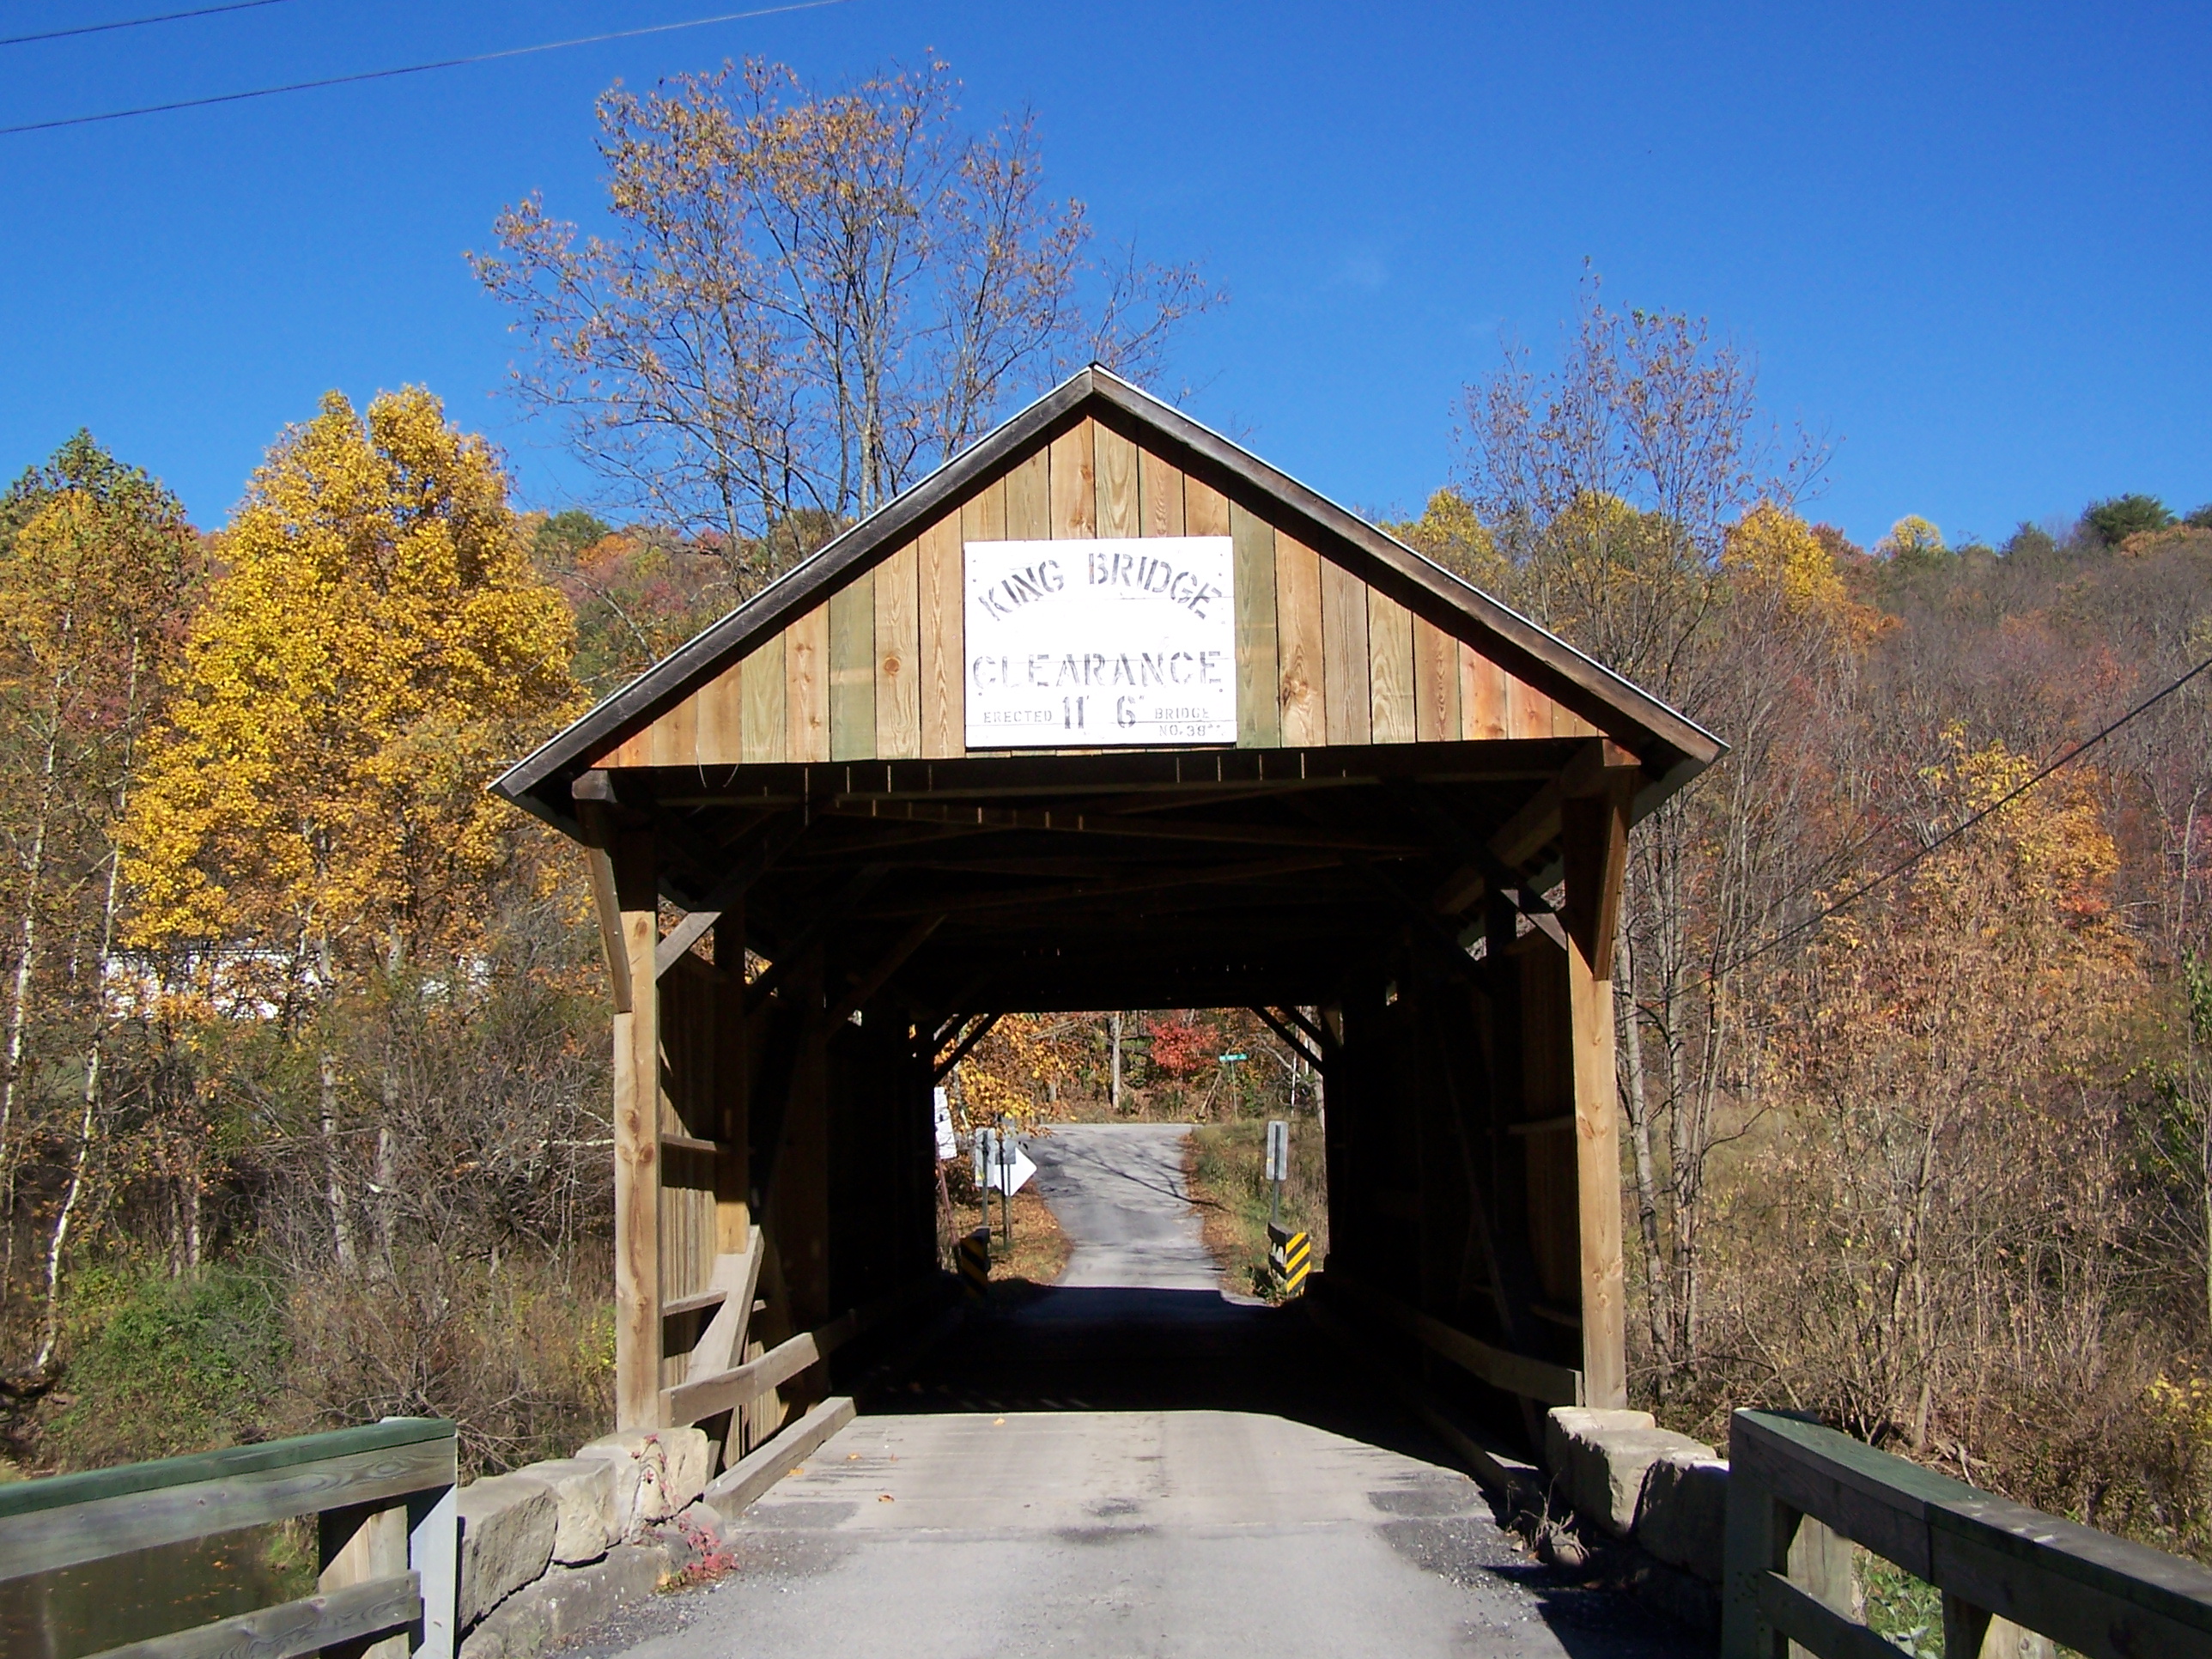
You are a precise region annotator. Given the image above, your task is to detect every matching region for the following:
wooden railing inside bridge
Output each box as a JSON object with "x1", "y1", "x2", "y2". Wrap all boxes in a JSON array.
[
  {"x1": 1725, "y1": 1407, "x2": 2212, "y2": 1658},
  {"x1": 0, "y1": 1416, "x2": 457, "y2": 1659}
]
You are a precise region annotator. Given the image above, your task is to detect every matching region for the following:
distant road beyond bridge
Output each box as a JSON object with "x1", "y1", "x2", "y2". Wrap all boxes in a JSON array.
[{"x1": 599, "y1": 1125, "x2": 1700, "y2": 1659}]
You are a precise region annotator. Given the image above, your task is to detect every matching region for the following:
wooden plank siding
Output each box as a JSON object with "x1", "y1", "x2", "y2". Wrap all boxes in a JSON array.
[
  {"x1": 1095, "y1": 422, "x2": 1139, "y2": 538},
  {"x1": 1139, "y1": 443, "x2": 1185, "y2": 536},
  {"x1": 1230, "y1": 501, "x2": 1279, "y2": 749},
  {"x1": 827, "y1": 573, "x2": 874, "y2": 763},
  {"x1": 589, "y1": 422, "x2": 1607, "y2": 769},
  {"x1": 1319, "y1": 554, "x2": 1370, "y2": 745},
  {"x1": 785, "y1": 603, "x2": 830, "y2": 763},
  {"x1": 741, "y1": 634, "x2": 786, "y2": 764},
  {"x1": 695, "y1": 662, "x2": 743, "y2": 765},
  {"x1": 1413, "y1": 615, "x2": 1460, "y2": 743},
  {"x1": 1048, "y1": 419, "x2": 1097, "y2": 540},
  {"x1": 1274, "y1": 531, "x2": 1324, "y2": 747},
  {"x1": 1367, "y1": 587, "x2": 1415, "y2": 744},
  {"x1": 922, "y1": 507, "x2": 969, "y2": 758},
  {"x1": 873, "y1": 541, "x2": 920, "y2": 759}
]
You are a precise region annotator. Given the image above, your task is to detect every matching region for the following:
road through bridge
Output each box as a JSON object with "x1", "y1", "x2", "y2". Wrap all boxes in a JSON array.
[{"x1": 597, "y1": 1124, "x2": 1699, "y2": 1659}]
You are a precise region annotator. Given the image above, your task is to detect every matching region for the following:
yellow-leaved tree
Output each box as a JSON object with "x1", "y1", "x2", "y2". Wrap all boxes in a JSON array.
[
  {"x1": 123, "y1": 388, "x2": 577, "y2": 987},
  {"x1": 121, "y1": 388, "x2": 579, "y2": 1274}
]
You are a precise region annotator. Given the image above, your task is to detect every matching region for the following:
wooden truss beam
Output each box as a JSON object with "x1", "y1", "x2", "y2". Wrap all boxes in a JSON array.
[{"x1": 654, "y1": 812, "x2": 811, "y2": 978}]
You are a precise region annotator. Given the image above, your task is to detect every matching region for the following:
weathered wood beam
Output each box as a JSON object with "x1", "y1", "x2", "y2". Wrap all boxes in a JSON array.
[
  {"x1": 932, "y1": 1012, "x2": 1002, "y2": 1083},
  {"x1": 95, "y1": 1574, "x2": 423, "y2": 1659},
  {"x1": 584, "y1": 848, "x2": 632, "y2": 1014},
  {"x1": 572, "y1": 798, "x2": 635, "y2": 1014},
  {"x1": 1427, "y1": 741, "x2": 1642, "y2": 916},
  {"x1": 1318, "y1": 1272, "x2": 1583, "y2": 1407},
  {"x1": 665, "y1": 1326, "x2": 821, "y2": 1428},
  {"x1": 742, "y1": 866, "x2": 888, "y2": 1014},
  {"x1": 824, "y1": 798, "x2": 1423, "y2": 855},
  {"x1": 1562, "y1": 782, "x2": 1633, "y2": 981},
  {"x1": 653, "y1": 812, "x2": 812, "y2": 978},
  {"x1": 824, "y1": 915, "x2": 945, "y2": 1027},
  {"x1": 1271, "y1": 1002, "x2": 1336, "y2": 1054},
  {"x1": 611, "y1": 828, "x2": 665, "y2": 1430},
  {"x1": 1251, "y1": 1006, "x2": 1324, "y2": 1073},
  {"x1": 0, "y1": 1433, "x2": 455, "y2": 1581},
  {"x1": 861, "y1": 854, "x2": 1346, "y2": 921},
  {"x1": 1561, "y1": 770, "x2": 1632, "y2": 1409},
  {"x1": 638, "y1": 739, "x2": 1575, "y2": 807}
]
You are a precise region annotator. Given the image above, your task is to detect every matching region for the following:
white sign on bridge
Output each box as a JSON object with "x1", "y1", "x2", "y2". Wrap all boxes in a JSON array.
[{"x1": 963, "y1": 537, "x2": 1236, "y2": 748}]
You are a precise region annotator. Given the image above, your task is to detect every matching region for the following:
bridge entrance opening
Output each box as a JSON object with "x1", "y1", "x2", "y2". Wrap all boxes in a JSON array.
[{"x1": 493, "y1": 367, "x2": 1721, "y2": 1475}]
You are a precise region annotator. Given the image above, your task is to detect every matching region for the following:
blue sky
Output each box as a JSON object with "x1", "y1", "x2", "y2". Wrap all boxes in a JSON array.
[{"x1": 3, "y1": 0, "x2": 2206, "y2": 549}]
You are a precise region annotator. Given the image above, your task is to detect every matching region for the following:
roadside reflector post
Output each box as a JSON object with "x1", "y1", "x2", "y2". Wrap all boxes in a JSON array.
[
  {"x1": 1264, "y1": 1118, "x2": 1306, "y2": 1297},
  {"x1": 1267, "y1": 1222, "x2": 1311, "y2": 1297},
  {"x1": 957, "y1": 1228, "x2": 990, "y2": 1300}
]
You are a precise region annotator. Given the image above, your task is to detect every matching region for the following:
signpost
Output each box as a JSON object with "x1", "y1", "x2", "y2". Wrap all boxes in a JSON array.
[
  {"x1": 963, "y1": 537, "x2": 1237, "y2": 748},
  {"x1": 973, "y1": 1121, "x2": 1036, "y2": 1245},
  {"x1": 933, "y1": 1086, "x2": 957, "y2": 1160},
  {"x1": 1264, "y1": 1118, "x2": 1289, "y2": 1228}
]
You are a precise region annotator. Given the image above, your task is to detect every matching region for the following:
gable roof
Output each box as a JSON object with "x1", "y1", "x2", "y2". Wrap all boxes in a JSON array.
[{"x1": 493, "y1": 365, "x2": 1723, "y2": 834}]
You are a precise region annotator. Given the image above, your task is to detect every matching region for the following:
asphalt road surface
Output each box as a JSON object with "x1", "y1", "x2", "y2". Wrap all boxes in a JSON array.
[{"x1": 592, "y1": 1124, "x2": 1703, "y2": 1659}]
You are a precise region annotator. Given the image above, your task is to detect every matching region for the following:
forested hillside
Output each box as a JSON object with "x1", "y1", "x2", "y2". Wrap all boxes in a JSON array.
[{"x1": 1395, "y1": 289, "x2": 2212, "y2": 1547}]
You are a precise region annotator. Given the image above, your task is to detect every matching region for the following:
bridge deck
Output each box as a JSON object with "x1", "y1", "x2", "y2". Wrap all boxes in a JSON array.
[{"x1": 596, "y1": 1126, "x2": 1698, "y2": 1658}]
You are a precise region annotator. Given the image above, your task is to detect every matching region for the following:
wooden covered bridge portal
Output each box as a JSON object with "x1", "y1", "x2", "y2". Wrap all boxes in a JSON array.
[{"x1": 493, "y1": 368, "x2": 1722, "y2": 1463}]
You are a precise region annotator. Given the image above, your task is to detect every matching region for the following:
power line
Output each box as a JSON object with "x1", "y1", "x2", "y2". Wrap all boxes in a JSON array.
[
  {"x1": 1713, "y1": 649, "x2": 2212, "y2": 980},
  {"x1": 0, "y1": 0, "x2": 849, "y2": 136},
  {"x1": 2, "y1": 0, "x2": 297, "y2": 51}
]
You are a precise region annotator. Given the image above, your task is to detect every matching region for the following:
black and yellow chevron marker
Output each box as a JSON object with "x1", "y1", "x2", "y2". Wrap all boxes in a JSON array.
[
  {"x1": 1267, "y1": 1223, "x2": 1311, "y2": 1296},
  {"x1": 957, "y1": 1228, "x2": 990, "y2": 1298}
]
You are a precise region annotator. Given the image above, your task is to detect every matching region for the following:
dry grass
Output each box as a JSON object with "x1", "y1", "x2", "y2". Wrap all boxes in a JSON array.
[
  {"x1": 1182, "y1": 1118, "x2": 1328, "y2": 1302},
  {"x1": 943, "y1": 1160, "x2": 1070, "y2": 1299}
]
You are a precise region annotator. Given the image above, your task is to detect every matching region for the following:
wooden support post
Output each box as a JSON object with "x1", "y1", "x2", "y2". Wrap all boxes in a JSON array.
[
  {"x1": 612, "y1": 828, "x2": 665, "y2": 1431},
  {"x1": 319, "y1": 1499, "x2": 410, "y2": 1659},
  {"x1": 1788, "y1": 1516, "x2": 1856, "y2": 1659},
  {"x1": 1562, "y1": 769, "x2": 1632, "y2": 1410},
  {"x1": 572, "y1": 785, "x2": 631, "y2": 1014},
  {"x1": 714, "y1": 909, "x2": 751, "y2": 1255}
]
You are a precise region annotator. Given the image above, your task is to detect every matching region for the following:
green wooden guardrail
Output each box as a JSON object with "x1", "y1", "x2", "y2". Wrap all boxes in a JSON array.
[
  {"x1": 0, "y1": 1417, "x2": 457, "y2": 1659},
  {"x1": 1725, "y1": 1407, "x2": 2212, "y2": 1658}
]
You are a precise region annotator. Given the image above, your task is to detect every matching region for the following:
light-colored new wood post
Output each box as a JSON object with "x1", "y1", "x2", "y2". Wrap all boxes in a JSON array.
[
  {"x1": 612, "y1": 827, "x2": 665, "y2": 1430},
  {"x1": 1562, "y1": 764, "x2": 1632, "y2": 1411},
  {"x1": 319, "y1": 1499, "x2": 410, "y2": 1659},
  {"x1": 1946, "y1": 1596, "x2": 2057, "y2": 1659},
  {"x1": 1788, "y1": 1516, "x2": 1855, "y2": 1659}
]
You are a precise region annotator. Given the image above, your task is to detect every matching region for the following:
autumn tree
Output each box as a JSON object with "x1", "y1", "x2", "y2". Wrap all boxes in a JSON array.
[
  {"x1": 0, "y1": 435, "x2": 198, "y2": 1380},
  {"x1": 1721, "y1": 738, "x2": 2144, "y2": 1492},
  {"x1": 475, "y1": 58, "x2": 1214, "y2": 596},
  {"x1": 1455, "y1": 276, "x2": 1850, "y2": 1382},
  {"x1": 125, "y1": 388, "x2": 576, "y2": 981},
  {"x1": 121, "y1": 388, "x2": 578, "y2": 1275},
  {"x1": 957, "y1": 1013, "x2": 1085, "y2": 1135}
]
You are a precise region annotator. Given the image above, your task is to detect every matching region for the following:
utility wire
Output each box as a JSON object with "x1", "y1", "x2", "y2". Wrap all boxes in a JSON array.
[
  {"x1": 1712, "y1": 649, "x2": 2212, "y2": 980},
  {"x1": 0, "y1": 0, "x2": 848, "y2": 136},
  {"x1": 2, "y1": 0, "x2": 296, "y2": 51}
]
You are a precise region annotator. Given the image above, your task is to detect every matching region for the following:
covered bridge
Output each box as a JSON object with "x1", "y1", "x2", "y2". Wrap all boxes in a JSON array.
[{"x1": 491, "y1": 366, "x2": 1722, "y2": 1462}]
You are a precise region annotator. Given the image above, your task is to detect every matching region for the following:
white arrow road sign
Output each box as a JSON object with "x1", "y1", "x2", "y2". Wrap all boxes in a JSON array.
[{"x1": 974, "y1": 1127, "x2": 1038, "y2": 1196}]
